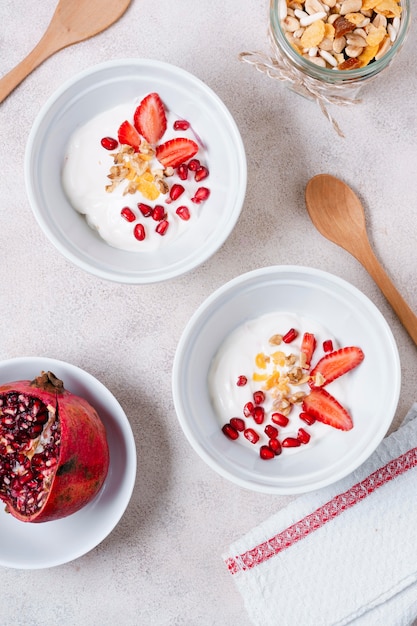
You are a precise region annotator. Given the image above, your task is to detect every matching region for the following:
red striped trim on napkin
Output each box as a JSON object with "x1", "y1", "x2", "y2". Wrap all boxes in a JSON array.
[{"x1": 225, "y1": 447, "x2": 417, "y2": 575}]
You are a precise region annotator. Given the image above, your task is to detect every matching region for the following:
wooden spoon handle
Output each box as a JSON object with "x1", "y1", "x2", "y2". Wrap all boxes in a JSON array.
[
  {"x1": 0, "y1": 31, "x2": 63, "y2": 104},
  {"x1": 355, "y1": 239, "x2": 417, "y2": 345}
]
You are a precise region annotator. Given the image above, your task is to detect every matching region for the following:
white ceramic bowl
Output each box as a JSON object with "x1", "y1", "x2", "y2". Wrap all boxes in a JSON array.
[
  {"x1": 25, "y1": 59, "x2": 246, "y2": 283},
  {"x1": 172, "y1": 266, "x2": 401, "y2": 494},
  {"x1": 0, "y1": 357, "x2": 136, "y2": 569}
]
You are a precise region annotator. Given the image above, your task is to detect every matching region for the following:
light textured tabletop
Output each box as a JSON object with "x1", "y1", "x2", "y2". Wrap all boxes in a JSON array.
[{"x1": 1, "y1": 1, "x2": 417, "y2": 624}]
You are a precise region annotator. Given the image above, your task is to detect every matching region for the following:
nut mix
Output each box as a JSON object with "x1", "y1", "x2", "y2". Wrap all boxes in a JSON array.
[{"x1": 279, "y1": 0, "x2": 403, "y2": 70}]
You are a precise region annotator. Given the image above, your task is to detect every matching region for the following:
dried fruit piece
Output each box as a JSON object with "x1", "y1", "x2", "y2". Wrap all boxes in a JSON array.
[
  {"x1": 339, "y1": 57, "x2": 361, "y2": 70},
  {"x1": 133, "y1": 93, "x2": 167, "y2": 145},
  {"x1": 117, "y1": 120, "x2": 141, "y2": 151},
  {"x1": 303, "y1": 388, "x2": 353, "y2": 431},
  {"x1": 156, "y1": 138, "x2": 199, "y2": 169},
  {"x1": 333, "y1": 15, "x2": 356, "y2": 38},
  {"x1": 309, "y1": 346, "x2": 364, "y2": 388},
  {"x1": 0, "y1": 371, "x2": 109, "y2": 522}
]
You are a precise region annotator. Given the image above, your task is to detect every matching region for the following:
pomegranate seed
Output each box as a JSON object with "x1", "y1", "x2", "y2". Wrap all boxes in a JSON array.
[
  {"x1": 188, "y1": 158, "x2": 200, "y2": 171},
  {"x1": 230, "y1": 417, "x2": 245, "y2": 432},
  {"x1": 282, "y1": 437, "x2": 301, "y2": 448},
  {"x1": 264, "y1": 424, "x2": 278, "y2": 439},
  {"x1": 299, "y1": 411, "x2": 316, "y2": 425},
  {"x1": 282, "y1": 328, "x2": 299, "y2": 343},
  {"x1": 222, "y1": 423, "x2": 239, "y2": 440},
  {"x1": 191, "y1": 187, "x2": 210, "y2": 203},
  {"x1": 173, "y1": 119, "x2": 190, "y2": 131},
  {"x1": 176, "y1": 206, "x2": 190, "y2": 221},
  {"x1": 170, "y1": 183, "x2": 185, "y2": 201},
  {"x1": 156, "y1": 219, "x2": 169, "y2": 236},
  {"x1": 244, "y1": 428, "x2": 259, "y2": 444},
  {"x1": 297, "y1": 428, "x2": 311, "y2": 444},
  {"x1": 152, "y1": 205, "x2": 166, "y2": 221},
  {"x1": 253, "y1": 406, "x2": 265, "y2": 424},
  {"x1": 268, "y1": 438, "x2": 282, "y2": 455},
  {"x1": 133, "y1": 224, "x2": 146, "y2": 241},
  {"x1": 271, "y1": 412, "x2": 289, "y2": 427},
  {"x1": 195, "y1": 166, "x2": 209, "y2": 182},
  {"x1": 236, "y1": 375, "x2": 247, "y2": 387},
  {"x1": 260, "y1": 445, "x2": 275, "y2": 460},
  {"x1": 253, "y1": 390, "x2": 265, "y2": 405},
  {"x1": 100, "y1": 136, "x2": 118, "y2": 150},
  {"x1": 138, "y1": 202, "x2": 152, "y2": 217},
  {"x1": 120, "y1": 207, "x2": 136, "y2": 222},
  {"x1": 323, "y1": 339, "x2": 334, "y2": 352},
  {"x1": 177, "y1": 164, "x2": 189, "y2": 180},
  {"x1": 243, "y1": 402, "x2": 255, "y2": 417}
]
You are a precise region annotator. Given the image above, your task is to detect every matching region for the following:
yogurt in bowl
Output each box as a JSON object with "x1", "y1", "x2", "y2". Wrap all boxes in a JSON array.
[
  {"x1": 172, "y1": 266, "x2": 400, "y2": 494},
  {"x1": 62, "y1": 93, "x2": 211, "y2": 252},
  {"x1": 25, "y1": 59, "x2": 246, "y2": 283},
  {"x1": 209, "y1": 311, "x2": 364, "y2": 460}
]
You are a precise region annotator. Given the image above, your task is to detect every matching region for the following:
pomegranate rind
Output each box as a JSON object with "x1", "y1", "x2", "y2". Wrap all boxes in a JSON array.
[{"x1": 0, "y1": 375, "x2": 110, "y2": 523}]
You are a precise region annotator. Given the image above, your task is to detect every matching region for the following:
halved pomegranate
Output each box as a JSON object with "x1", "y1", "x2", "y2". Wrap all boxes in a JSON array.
[{"x1": 0, "y1": 371, "x2": 109, "y2": 523}]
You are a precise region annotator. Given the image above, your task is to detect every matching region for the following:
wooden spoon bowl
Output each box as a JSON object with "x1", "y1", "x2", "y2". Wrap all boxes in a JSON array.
[{"x1": 305, "y1": 174, "x2": 417, "y2": 346}]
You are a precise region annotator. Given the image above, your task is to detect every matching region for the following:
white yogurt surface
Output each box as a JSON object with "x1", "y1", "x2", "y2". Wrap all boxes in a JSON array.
[
  {"x1": 209, "y1": 312, "x2": 351, "y2": 454},
  {"x1": 62, "y1": 100, "x2": 207, "y2": 252}
]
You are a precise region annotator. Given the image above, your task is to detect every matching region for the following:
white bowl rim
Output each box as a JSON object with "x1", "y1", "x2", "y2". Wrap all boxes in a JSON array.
[
  {"x1": 24, "y1": 58, "x2": 247, "y2": 284},
  {"x1": 172, "y1": 265, "x2": 401, "y2": 494},
  {"x1": 0, "y1": 356, "x2": 137, "y2": 569}
]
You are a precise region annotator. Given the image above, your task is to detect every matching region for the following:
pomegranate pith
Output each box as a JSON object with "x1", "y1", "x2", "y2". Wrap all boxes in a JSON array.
[{"x1": 0, "y1": 371, "x2": 109, "y2": 523}]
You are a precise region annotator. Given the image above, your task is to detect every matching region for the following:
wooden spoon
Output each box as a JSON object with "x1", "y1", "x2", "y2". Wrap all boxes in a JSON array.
[
  {"x1": 305, "y1": 173, "x2": 417, "y2": 346},
  {"x1": 0, "y1": 0, "x2": 131, "y2": 103}
]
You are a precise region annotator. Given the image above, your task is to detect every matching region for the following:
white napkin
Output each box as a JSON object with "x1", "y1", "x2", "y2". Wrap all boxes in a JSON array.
[{"x1": 223, "y1": 404, "x2": 417, "y2": 626}]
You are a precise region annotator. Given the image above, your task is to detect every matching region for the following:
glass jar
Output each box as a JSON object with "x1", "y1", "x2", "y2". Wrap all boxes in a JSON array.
[{"x1": 268, "y1": 0, "x2": 410, "y2": 101}]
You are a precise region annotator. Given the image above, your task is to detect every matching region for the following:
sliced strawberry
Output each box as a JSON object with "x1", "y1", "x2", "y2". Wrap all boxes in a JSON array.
[
  {"x1": 309, "y1": 346, "x2": 364, "y2": 388},
  {"x1": 133, "y1": 92, "x2": 167, "y2": 145},
  {"x1": 302, "y1": 388, "x2": 353, "y2": 431},
  {"x1": 117, "y1": 120, "x2": 141, "y2": 151},
  {"x1": 156, "y1": 138, "x2": 198, "y2": 169},
  {"x1": 301, "y1": 332, "x2": 316, "y2": 369}
]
